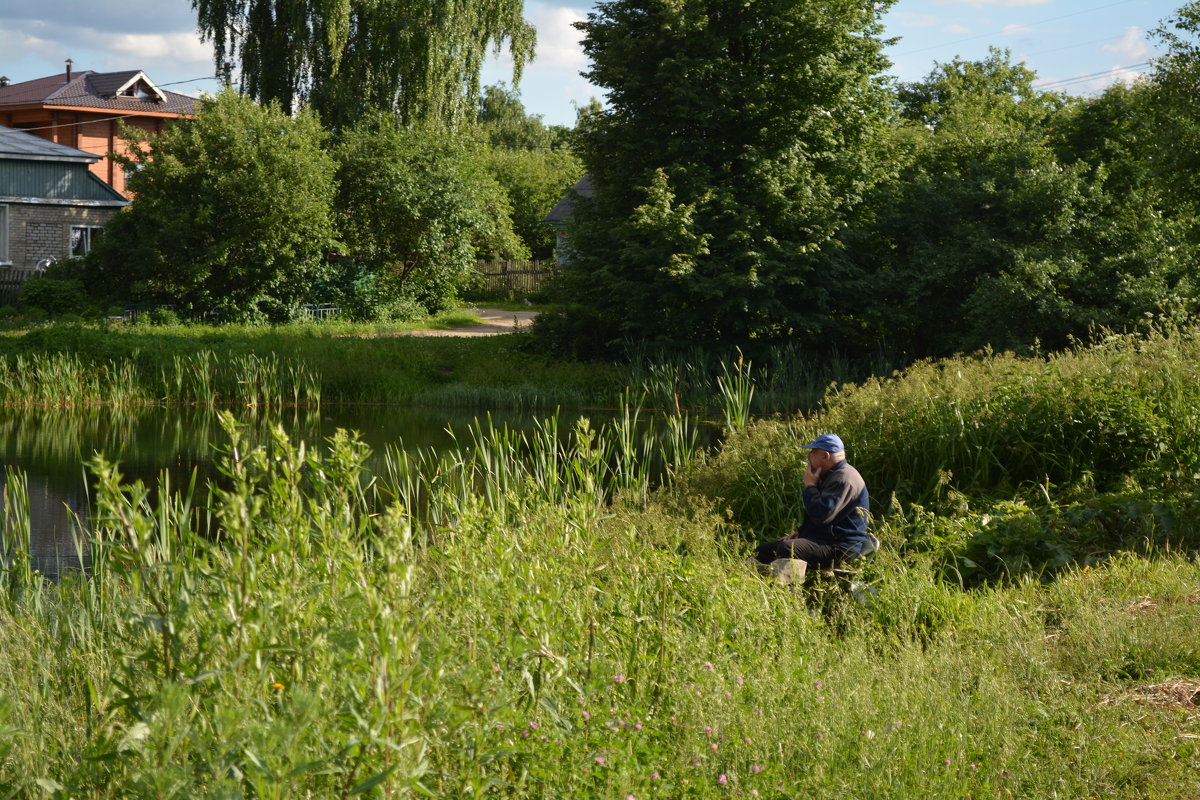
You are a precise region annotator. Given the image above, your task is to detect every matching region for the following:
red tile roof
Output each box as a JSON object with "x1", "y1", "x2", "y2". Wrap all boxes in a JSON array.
[{"x1": 0, "y1": 70, "x2": 196, "y2": 116}]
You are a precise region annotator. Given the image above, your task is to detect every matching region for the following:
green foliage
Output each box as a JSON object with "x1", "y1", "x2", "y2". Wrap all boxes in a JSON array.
[
  {"x1": 840, "y1": 50, "x2": 1198, "y2": 357},
  {"x1": 1151, "y1": 1, "x2": 1200, "y2": 211},
  {"x1": 1, "y1": 396, "x2": 1199, "y2": 794},
  {"x1": 333, "y1": 117, "x2": 526, "y2": 313},
  {"x1": 192, "y1": 0, "x2": 535, "y2": 129},
  {"x1": 682, "y1": 327, "x2": 1200, "y2": 582},
  {"x1": 17, "y1": 278, "x2": 86, "y2": 317},
  {"x1": 562, "y1": 0, "x2": 896, "y2": 347},
  {"x1": 473, "y1": 85, "x2": 585, "y2": 259},
  {"x1": 88, "y1": 89, "x2": 337, "y2": 322},
  {"x1": 0, "y1": 321, "x2": 621, "y2": 409}
]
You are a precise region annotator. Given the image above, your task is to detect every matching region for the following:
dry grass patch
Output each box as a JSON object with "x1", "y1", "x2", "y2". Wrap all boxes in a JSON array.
[
  {"x1": 1124, "y1": 595, "x2": 1200, "y2": 615},
  {"x1": 1102, "y1": 679, "x2": 1200, "y2": 713}
]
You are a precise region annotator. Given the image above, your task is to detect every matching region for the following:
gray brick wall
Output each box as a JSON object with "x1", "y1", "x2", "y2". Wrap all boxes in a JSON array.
[{"x1": 1, "y1": 203, "x2": 120, "y2": 270}]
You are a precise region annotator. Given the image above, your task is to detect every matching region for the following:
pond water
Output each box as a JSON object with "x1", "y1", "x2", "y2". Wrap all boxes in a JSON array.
[{"x1": 0, "y1": 404, "x2": 619, "y2": 577}]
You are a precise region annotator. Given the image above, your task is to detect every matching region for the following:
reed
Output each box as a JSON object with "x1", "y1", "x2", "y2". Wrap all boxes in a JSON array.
[{"x1": 0, "y1": 336, "x2": 1197, "y2": 796}]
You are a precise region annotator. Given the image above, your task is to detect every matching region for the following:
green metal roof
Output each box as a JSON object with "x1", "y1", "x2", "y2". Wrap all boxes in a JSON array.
[{"x1": 0, "y1": 126, "x2": 127, "y2": 205}]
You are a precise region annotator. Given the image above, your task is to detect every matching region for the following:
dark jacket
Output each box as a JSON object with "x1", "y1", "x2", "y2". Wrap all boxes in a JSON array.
[{"x1": 799, "y1": 461, "x2": 871, "y2": 555}]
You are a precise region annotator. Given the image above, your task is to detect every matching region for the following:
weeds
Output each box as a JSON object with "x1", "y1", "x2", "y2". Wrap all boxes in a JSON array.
[{"x1": 0, "y1": 329, "x2": 1198, "y2": 795}]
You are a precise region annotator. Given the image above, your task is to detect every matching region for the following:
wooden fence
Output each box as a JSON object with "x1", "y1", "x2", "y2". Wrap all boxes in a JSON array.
[
  {"x1": 473, "y1": 260, "x2": 555, "y2": 296},
  {"x1": 0, "y1": 266, "x2": 43, "y2": 306}
]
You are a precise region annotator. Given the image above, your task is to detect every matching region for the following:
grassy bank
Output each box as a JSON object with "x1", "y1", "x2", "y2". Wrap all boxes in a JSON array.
[
  {"x1": 0, "y1": 319, "x2": 619, "y2": 409},
  {"x1": 0, "y1": 317, "x2": 892, "y2": 413},
  {"x1": 0, "y1": 331, "x2": 1198, "y2": 796}
]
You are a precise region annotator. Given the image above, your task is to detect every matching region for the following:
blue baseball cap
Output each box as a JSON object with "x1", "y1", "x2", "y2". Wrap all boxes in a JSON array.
[{"x1": 800, "y1": 433, "x2": 844, "y2": 453}]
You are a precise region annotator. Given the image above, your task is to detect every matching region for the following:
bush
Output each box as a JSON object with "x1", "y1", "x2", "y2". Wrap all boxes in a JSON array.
[{"x1": 18, "y1": 278, "x2": 86, "y2": 317}]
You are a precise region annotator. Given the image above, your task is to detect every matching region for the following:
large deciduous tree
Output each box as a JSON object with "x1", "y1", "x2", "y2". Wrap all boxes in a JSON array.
[
  {"x1": 557, "y1": 0, "x2": 895, "y2": 349},
  {"x1": 331, "y1": 115, "x2": 526, "y2": 316},
  {"x1": 192, "y1": 0, "x2": 536, "y2": 128},
  {"x1": 839, "y1": 50, "x2": 1197, "y2": 357},
  {"x1": 88, "y1": 89, "x2": 337, "y2": 322}
]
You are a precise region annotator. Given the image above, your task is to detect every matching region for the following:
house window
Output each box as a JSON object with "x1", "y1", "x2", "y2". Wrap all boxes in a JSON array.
[
  {"x1": 0, "y1": 205, "x2": 9, "y2": 264},
  {"x1": 70, "y1": 225, "x2": 103, "y2": 257}
]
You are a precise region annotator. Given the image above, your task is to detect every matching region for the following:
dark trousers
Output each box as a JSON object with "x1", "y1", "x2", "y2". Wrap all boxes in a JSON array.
[{"x1": 755, "y1": 537, "x2": 845, "y2": 570}]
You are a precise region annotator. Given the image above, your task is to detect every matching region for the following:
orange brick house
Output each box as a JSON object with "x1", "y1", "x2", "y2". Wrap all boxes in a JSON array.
[{"x1": 0, "y1": 62, "x2": 196, "y2": 198}]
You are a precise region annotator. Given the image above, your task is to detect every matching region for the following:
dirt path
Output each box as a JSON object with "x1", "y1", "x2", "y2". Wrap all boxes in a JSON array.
[{"x1": 402, "y1": 307, "x2": 539, "y2": 337}]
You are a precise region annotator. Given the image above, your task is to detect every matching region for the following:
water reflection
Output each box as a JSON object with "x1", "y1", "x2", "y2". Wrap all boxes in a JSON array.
[{"x1": 0, "y1": 405, "x2": 615, "y2": 576}]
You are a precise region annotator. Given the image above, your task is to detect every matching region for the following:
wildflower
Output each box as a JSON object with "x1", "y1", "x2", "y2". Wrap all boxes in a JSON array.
[
  {"x1": 270, "y1": 682, "x2": 285, "y2": 691},
  {"x1": 522, "y1": 731, "x2": 530, "y2": 739},
  {"x1": 724, "y1": 691, "x2": 732, "y2": 698},
  {"x1": 650, "y1": 771, "x2": 660, "y2": 781},
  {"x1": 711, "y1": 743, "x2": 719, "y2": 753},
  {"x1": 892, "y1": 720, "x2": 902, "y2": 730},
  {"x1": 704, "y1": 662, "x2": 715, "y2": 670},
  {"x1": 613, "y1": 674, "x2": 626, "y2": 684},
  {"x1": 717, "y1": 774, "x2": 728, "y2": 786},
  {"x1": 696, "y1": 690, "x2": 703, "y2": 696},
  {"x1": 492, "y1": 664, "x2": 501, "y2": 673},
  {"x1": 736, "y1": 676, "x2": 744, "y2": 685},
  {"x1": 582, "y1": 710, "x2": 591, "y2": 720},
  {"x1": 626, "y1": 795, "x2": 636, "y2": 800},
  {"x1": 944, "y1": 759, "x2": 952, "y2": 766},
  {"x1": 529, "y1": 721, "x2": 539, "y2": 730},
  {"x1": 750, "y1": 765, "x2": 763, "y2": 774},
  {"x1": 817, "y1": 733, "x2": 824, "y2": 741},
  {"x1": 969, "y1": 764, "x2": 978, "y2": 771},
  {"x1": 815, "y1": 680, "x2": 823, "y2": 688},
  {"x1": 595, "y1": 756, "x2": 606, "y2": 766},
  {"x1": 704, "y1": 725, "x2": 713, "y2": 736},
  {"x1": 634, "y1": 723, "x2": 643, "y2": 731},
  {"x1": 756, "y1": 709, "x2": 763, "y2": 716},
  {"x1": 577, "y1": 697, "x2": 585, "y2": 706}
]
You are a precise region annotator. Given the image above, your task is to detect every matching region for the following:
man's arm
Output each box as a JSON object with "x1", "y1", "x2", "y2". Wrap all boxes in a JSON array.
[{"x1": 803, "y1": 468, "x2": 862, "y2": 526}]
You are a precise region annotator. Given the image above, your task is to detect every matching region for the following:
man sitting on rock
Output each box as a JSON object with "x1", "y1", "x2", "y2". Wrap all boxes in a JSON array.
[{"x1": 753, "y1": 433, "x2": 875, "y2": 575}]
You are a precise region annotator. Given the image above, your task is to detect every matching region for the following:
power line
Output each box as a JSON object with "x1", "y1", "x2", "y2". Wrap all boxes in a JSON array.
[
  {"x1": 890, "y1": 0, "x2": 1144, "y2": 58},
  {"x1": 9, "y1": 114, "x2": 148, "y2": 133},
  {"x1": 1033, "y1": 61, "x2": 1152, "y2": 90}
]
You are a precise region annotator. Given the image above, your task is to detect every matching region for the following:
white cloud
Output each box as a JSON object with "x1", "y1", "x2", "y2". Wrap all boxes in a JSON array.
[
  {"x1": 1002, "y1": 24, "x2": 1033, "y2": 36},
  {"x1": 942, "y1": 23, "x2": 973, "y2": 34},
  {"x1": 1040, "y1": 64, "x2": 1148, "y2": 94},
  {"x1": 0, "y1": 27, "x2": 61, "y2": 62},
  {"x1": 109, "y1": 32, "x2": 213, "y2": 63},
  {"x1": 1101, "y1": 27, "x2": 1149, "y2": 62},
  {"x1": 530, "y1": 4, "x2": 588, "y2": 71}
]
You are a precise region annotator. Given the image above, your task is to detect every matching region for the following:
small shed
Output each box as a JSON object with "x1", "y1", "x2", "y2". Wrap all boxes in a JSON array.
[
  {"x1": 543, "y1": 174, "x2": 594, "y2": 265},
  {"x1": 0, "y1": 125, "x2": 128, "y2": 275}
]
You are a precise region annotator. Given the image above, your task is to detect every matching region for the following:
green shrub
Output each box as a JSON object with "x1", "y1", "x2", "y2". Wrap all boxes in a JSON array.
[{"x1": 18, "y1": 278, "x2": 86, "y2": 316}]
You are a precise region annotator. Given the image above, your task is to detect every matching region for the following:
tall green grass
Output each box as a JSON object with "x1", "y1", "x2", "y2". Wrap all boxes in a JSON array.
[
  {"x1": 1, "y1": 322, "x2": 619, "y2": 409},
  {"x1": 0, "y1": 331, "x2": 1197, "y2": 795},
  {"x1": 684, "y1": 327, "x2": 1200, "y2": 583}
]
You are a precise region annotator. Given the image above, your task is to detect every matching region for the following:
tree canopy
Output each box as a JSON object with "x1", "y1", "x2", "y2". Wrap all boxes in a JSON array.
[
  {"x1": 558, "y1": 0, "x2": 896, "y2": 349},
  {"x1": 88, "y1": 89, "x2": 337, "y2": 322},
  {"x1": 192, "y1": 0, "x2": 536, "y2": 128}
]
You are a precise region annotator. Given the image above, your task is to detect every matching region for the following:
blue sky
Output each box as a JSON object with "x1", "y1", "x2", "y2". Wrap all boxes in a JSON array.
[{"x1": 0, "y1": 0, "x2": 1183, "y2": 128}]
